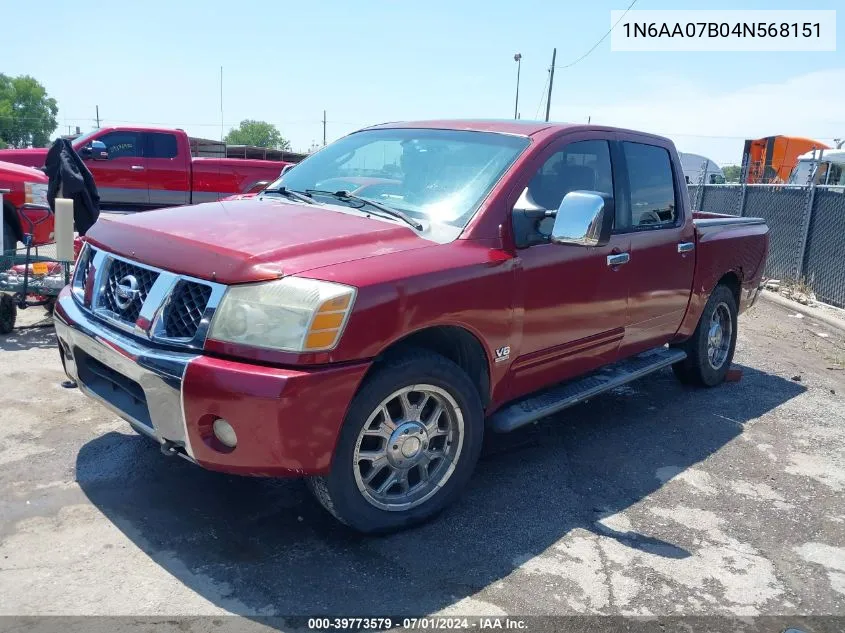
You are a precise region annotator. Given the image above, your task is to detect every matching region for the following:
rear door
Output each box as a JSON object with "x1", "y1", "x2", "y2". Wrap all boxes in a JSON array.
[
  {"x1": 88, "y1": 131, "x2": 148, "y2": 205},
  {"x1": 616, "y1": 140, "x2": 695, "y2": 357},
  {"x1": 144, "y1": 132, "x2": 189, "y2": 206}
]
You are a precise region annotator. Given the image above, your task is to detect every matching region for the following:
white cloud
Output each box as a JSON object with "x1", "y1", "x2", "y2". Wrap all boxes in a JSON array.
[{"x1": 555, "y1": 68, "x2": 844, "y2": 165}]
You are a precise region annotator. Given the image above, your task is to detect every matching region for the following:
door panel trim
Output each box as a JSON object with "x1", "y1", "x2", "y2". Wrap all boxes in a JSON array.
[
  {"x1": 98, "y1": 186, "x2": 149, "y2": 205},
  {"x1": 510, "y1": 327, "x2": 624, "y2": 373}
]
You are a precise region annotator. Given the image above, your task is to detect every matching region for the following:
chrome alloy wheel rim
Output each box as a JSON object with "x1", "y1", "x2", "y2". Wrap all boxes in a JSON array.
[
  {"x1": 353, "y1": 384, "x2": 464, "y2": 511},
  {"x1": 707, "y1": 302, "x2": 733, "y2": 370}
]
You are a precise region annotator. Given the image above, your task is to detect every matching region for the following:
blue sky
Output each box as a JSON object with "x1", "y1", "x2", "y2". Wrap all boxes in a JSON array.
[{"x1": 2, "y1": 0, "x2": 842, "y2": 164}]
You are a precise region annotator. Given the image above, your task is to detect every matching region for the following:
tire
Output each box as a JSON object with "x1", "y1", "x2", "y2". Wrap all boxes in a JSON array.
[
  {"x1": 671, "y1": 284, "x2": 738, "y2": 387},
  {"x1": 2, "y1": 220, "x2": 16, "y2": 257},
  {"x1": 308, "y1": 349, "x2": 484, "y2": 533},
  {"x1": 0, "y1": 294, "x2": 16, "y2": 334}
]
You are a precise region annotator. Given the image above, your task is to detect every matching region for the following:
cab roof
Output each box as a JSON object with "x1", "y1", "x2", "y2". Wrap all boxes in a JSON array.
[{"x1": 363, "y1": 119, "x2": 673, "y2": 145}]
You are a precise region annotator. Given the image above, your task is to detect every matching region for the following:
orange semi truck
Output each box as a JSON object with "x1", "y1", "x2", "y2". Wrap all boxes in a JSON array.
[{"x1": 742, "y1": 136, "x2": 830, "y2": 184}]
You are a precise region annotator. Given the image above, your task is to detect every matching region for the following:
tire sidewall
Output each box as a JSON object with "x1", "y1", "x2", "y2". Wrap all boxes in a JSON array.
[
  {"x1": 694, "y1": 285, "x2": 738, "y2": 386},
  {"x1": 0, "y1": 294, "x2": 16, "y2": 334},
  {"x1": 322, "y1": 353, "x2": 484, "y2": 533}
]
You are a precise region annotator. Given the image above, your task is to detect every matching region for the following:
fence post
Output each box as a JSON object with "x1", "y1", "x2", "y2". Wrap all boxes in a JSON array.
[
  {"x1": 736, "y1": 183, "x2": 747, "y2": 217},
  {"x1": 695, "y1": 159, "x2": 707, "y2": 210},
  {"x1": 736, "y1": 151, "x2": 750, "y2": 216},
  {"x1": 796, "y1": 149, "x2": 822, "y2": 280}
]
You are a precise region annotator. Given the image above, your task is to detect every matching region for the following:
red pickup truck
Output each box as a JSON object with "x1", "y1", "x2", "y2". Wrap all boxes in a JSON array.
[
  {"x1": 53, "y1": 120, "x2": 769, "y2": 533},
  {"x1": 1, "y1": 161, "x2": 52, "y2": 254},
  {"x1": 0, "y1": 126, "x2": 289, "y2": 209}
]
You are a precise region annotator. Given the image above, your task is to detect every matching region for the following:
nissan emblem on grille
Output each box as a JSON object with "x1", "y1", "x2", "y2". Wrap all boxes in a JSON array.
[{"x1": 114, "y1": 275, "x2": 140, "y2": 311}]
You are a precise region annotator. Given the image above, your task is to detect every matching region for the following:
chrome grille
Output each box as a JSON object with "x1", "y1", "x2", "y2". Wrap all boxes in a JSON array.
[
  {"x1": 72, "y1": 245, "x2": 94, "y2": 304},
  {"x1": 163, "y1": 281, "x2": 212, "y2": 339},
  {"x1": 77, "y1": 246, "x2": 226, "y2": 348},
  {"x1": 99, "y1": 259, "x2": 159, "y2": 324}
]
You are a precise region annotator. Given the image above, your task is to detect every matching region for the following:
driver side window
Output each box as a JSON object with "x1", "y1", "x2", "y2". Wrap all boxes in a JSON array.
[
  {"x1": 528, "y1": 140, "x2": 614, "y2": 238},
  {"x1": 98, "y1": 132, "x2": 141, "y2": 160}
]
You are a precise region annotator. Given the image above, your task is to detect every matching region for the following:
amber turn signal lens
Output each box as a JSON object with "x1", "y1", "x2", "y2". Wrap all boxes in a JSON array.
[{"x1": 305, "y1": 330, "x2": 338, "y2": 350}]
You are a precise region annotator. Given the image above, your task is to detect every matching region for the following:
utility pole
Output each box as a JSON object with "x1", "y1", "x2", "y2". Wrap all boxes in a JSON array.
[
  {"x1": 322, "y1": 110, "x2": 327, "y2": 146},
  {"x1": 95, "y1": 105, "x2": 100, "y2": 128},
  {"x1": 220, "y1": 66, "x2": 224, "y2": 142},
  {"x1": 513, "y1": 53, "x2": 522, "y2": 120},
  {"x1": 544, "y1": 48, "x2": 556, "y2": 122}
]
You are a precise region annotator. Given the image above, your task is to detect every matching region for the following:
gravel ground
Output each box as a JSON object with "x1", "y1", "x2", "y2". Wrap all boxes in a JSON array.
[{"x1": 0, "y1": 300, "x2": 843, "y2": 626}]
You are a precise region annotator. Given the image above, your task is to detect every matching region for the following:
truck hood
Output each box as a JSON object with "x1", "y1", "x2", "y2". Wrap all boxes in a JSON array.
[
  {"x1": 86, "y1": 198, "x2": 435, "y2": 284},
  {"x1": 0, "y1": 160, "x2": 49, "y2": 181},
  {"x1": 0, "y1": 148, "x2": 49, "y2": 169}
]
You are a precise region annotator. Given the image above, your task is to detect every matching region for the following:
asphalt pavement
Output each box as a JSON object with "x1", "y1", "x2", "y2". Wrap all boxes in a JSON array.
[{"x1": 0, "y1": 299, "x2": 843, "y2": 625}]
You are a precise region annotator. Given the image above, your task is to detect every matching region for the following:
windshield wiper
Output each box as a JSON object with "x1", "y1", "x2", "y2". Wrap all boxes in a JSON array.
[
  {"x1": 261, "y1": 187, "x2": 317, "y2": 205},
  {"x1": 305, "y1": 189, "x2": 423, "y2": 230}
]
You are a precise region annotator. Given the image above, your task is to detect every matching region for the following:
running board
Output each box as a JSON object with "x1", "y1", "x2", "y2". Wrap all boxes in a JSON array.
[{"x1": 489, "y1": 347, "x2": 687, "y2": 433}]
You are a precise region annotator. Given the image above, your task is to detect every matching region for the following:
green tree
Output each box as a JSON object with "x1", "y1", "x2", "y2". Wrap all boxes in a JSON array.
[
  {"x1": 0, "y1": 74, "x2": 58, "y2": 148},
  {"x1": 722, "y1": 164, "x2": 742, "y2": 183},
  {"x1": 224, "y1": 119, "x2": 290, "y2": 150}
]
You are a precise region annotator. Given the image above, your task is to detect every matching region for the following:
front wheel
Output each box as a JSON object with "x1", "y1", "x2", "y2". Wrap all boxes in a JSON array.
[
  {"x1": 672, "y1": 284, "x2": 738, "y2": 387},
  {"x1": 308, "y1": 349, "x2": 484, "y2": 533}
]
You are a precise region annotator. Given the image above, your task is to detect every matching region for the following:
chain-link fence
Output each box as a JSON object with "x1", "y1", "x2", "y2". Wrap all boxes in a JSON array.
[{"x1": 688, "y1": 182, "x2": 845, "y2": 308}]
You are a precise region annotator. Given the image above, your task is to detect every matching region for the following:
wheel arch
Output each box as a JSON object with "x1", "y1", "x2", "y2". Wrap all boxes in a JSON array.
[
  {"x1": 368, "y1": 325, "x2": 492, "y2": 407},
  {"x1": 2, "y1": 200, "x2": 23, "y2": 243},
  {"x1": 716, "y1": 269, "x2": 742, "y2": 307}
]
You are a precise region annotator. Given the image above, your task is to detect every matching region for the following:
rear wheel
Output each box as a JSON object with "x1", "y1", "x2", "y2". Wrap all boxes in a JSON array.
[
  {"x1": 0, "y1": 294, "x2": 16, "y2": 334},
  {"x1": 308, "y1": 349, "x2": 484, "y2": 533},
  {"x1": 672, "y1": 284, "x2": 738, "y2": 387}
]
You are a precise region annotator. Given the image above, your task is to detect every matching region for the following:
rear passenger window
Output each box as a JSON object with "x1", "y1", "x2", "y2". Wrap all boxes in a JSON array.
[
  {"x1": 146, "y1": 133, "x2": 178, "y2": 159},
  {"x1": 623, "y1": 142, "x2": 677, "y2": 228}
]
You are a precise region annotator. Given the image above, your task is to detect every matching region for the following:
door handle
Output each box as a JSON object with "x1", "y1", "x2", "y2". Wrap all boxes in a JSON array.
[
  {"x1": 678, "y1": 242, "x2": 695, "y2": 254},
  {"x1": 130, "y1": 165, "x2": 145, "y2": 171},
  {"x1": 607, "y1": 253, "x2": 630, "y2": 267}
]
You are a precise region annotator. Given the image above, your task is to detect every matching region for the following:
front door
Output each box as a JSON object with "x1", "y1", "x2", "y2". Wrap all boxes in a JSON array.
[
  {"x1": 507, "y1": 137, "x2": 630, "y2": 401},
  {"x1": 617, "y1": 140, "x2": 695, "y2": 356},
  {"x1": 87, "y1": 131, "x2": 148, "y2": 206}
]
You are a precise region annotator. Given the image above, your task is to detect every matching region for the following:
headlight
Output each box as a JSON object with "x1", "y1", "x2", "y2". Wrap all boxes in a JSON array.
[
  {"x1": 208, "y1": 277, "x2": 356, "y2": 352},
  {"x1": 24, "y1": 182, "x2": 49, "y2": 207}
]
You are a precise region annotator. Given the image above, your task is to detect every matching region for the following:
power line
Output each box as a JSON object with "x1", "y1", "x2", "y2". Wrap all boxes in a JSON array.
[
  {"x1": 554, "y1": 0, "x2": 638, "y2": 70},
  {"x1": 534, "y1": 72, "x2": 550, "y2": 120}
]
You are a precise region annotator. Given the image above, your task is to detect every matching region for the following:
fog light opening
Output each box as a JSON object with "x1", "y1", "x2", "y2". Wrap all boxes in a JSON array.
[{"x1": 212, "y1": 418, "x2": 238, "y2": 449}]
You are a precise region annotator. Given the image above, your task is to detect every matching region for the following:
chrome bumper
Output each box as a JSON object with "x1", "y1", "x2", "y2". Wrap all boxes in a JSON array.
[{"x1": 54, "y1": 291, "x2": 198, "y2": 460}]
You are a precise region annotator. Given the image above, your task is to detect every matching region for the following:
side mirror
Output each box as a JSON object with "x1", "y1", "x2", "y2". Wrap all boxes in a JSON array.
[
  {"x1": 550, "y1": 191, "x2": 614, "y2": 247},
  {"x1": 79, "y1": 145, "x2": 92, "y2": 160},
  {"x1": 90, "y1": 140, "x2": 109, "y2": 160}
]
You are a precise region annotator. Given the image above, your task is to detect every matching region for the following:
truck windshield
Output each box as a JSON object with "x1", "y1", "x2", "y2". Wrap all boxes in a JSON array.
[{"x1": 269, "y1": 128, "x2": 530, "y2": 228}]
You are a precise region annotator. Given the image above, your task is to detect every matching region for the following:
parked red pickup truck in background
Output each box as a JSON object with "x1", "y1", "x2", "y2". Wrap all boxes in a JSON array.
[
  {"x1": 1, "y1": 161, "x2": 53, "y2": 254},
  {"x1": 54, "y1": 120, "x2": 769, "y2": 533},
  {"x1": 0, "y1": 126, "x2": 291, "y2": 209}
]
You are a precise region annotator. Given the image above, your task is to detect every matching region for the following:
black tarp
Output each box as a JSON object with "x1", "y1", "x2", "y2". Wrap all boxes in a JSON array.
[{"x1": 44, "y1": 138, "x2": 100, "y2": 235}]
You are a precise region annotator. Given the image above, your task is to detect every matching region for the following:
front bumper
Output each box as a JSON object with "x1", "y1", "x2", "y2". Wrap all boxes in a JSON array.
[{"x1": 54, "y1": 288, "x2": 370, "y2": 476}]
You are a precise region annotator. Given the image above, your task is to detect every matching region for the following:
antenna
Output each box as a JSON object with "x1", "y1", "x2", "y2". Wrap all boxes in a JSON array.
[{"x1": 220, "y1": 66, "x2": 224, "y2": 142}]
